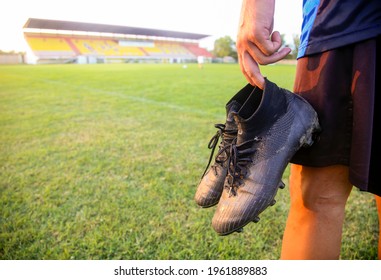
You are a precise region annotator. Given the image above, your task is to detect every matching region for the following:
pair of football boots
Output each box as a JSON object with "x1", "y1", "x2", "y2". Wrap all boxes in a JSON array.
[{"x1": 194, "y1": 78, "x2": 320, "y2": 236}]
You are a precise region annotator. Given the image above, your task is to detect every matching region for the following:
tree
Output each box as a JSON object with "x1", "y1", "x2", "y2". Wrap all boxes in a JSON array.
[
  {"x1": 280, "y1": 33, "x2": 286, "y2": 47},
  {"x1": 292, "y1": 34, "x2": 300, "y2": 59},
  {"x1": 213, "y1": 36, "x2": 237, "y2": 60}
]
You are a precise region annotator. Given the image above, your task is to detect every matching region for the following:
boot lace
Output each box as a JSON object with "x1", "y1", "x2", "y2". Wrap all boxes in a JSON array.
[
  {"x1": 225, "y1": 136, "x2": 262, "y2": 196},
  {"x1": 201, "y1": 124, "x2": 237, "y2": 178}
]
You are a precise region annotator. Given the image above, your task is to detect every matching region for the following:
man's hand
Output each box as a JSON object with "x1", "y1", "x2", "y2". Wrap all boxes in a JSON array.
[{"x1": 237, "y1": 0, "x2": 291, "y2": 89}]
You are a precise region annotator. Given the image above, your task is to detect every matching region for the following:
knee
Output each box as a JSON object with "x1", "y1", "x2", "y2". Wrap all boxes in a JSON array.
[
  {"x1": 301, "y1": 191, "x2": 349, "y2": 213},
  {"x1": 290, "y1": 165, "x2": 352, "y2": 214}
]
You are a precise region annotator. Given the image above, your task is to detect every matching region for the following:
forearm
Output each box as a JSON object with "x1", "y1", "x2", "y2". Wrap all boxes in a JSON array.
[
  {"x1": 237, "y1": 0, "x2": 290, "y2": 88},
  {"x1": 238, "y1": 0, "x2": 276, "y2": 55},
  {"x1": 239, "y1": 0, "x2": 276, "y2": 30}
]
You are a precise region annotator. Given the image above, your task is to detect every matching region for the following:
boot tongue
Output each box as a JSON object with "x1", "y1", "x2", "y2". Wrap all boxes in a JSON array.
[
  {"x1": 224, "y1": 83, "x2": 255, "y2": 131},
  {"x1": 236, "y1": 78, "x2": 288, "y2": 144},
  {"x1": 225, "y1": 100, "x2": 241, "y2": 131}
]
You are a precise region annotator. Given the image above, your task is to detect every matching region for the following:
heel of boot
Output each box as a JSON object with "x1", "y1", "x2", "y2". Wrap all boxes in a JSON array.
[{"x1": 300, "y1": 115, "x2": 321, "y2": 148}]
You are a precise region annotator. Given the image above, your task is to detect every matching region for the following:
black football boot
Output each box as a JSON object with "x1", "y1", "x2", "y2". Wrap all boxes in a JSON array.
[
  {"x1": 212, "y1": 78, "x2": 320, "y2": 235},
  {"x1": 194, "y1": 84, "x2": 254, "y2": 208}
]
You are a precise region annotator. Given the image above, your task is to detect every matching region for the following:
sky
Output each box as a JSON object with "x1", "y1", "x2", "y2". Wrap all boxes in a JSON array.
[{"x1": 0, "y1": 0, "x2": 302, "y2": 53}]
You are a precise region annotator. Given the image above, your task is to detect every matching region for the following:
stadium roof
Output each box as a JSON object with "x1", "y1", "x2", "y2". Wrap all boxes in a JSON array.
[{"x1": 23, "y1": 18, "x2": 210, "y2": 40}]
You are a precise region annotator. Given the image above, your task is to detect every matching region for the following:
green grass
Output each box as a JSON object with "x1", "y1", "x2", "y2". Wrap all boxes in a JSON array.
[{"x1": 0, "y1": 63, "x2": 378, "y2": 259}]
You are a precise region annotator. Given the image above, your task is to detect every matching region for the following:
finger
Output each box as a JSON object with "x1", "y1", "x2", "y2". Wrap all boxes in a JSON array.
[
  {"x1": 238, "y1": 52, "x2": 253, "y2": 86},
  {"x1": 246, "y1": 41, "x2": 291, "y2": 65},
  {"x1": 239, "y1": 51, "x2": 264, "y2": 88},
  {"x1": 241, "y1": 51, "x2": 265, "y2": 89},
  {"x1": 238, "y1": 52, "x2": 246, "y2": 79},
  {"x1": 269, "y1": 31, "x2": 283, "y2": 51},
  {"x1": 253, "y1": 31, "x2": 283, "y2": 57}
]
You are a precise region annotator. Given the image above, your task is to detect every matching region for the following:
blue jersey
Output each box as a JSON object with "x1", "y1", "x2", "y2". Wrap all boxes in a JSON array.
[{"x1": 298, "y1": 0, "x2": 381, "y2": 58}]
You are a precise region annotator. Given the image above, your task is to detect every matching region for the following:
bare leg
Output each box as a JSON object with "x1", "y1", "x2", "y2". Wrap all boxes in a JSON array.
[
  {"x1": 376, "y1": 195, "x2": 381, "y2": 260},
  {"x1": 281, "y1": 164, "x2": 352, "y2": 259}
]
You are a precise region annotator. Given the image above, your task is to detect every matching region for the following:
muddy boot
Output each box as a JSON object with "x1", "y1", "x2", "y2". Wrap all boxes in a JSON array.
[
  {"x1": 194, "y1": 84, "x2": 254, "y2": 208},
  {"x1": 212, "y1": 78, "x2": 320, "y2": 235}
]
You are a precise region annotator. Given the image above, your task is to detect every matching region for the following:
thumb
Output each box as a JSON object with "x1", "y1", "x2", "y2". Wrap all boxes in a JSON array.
[{"x1": 259, "y1": 31, "x2": 284, "y2": 56}]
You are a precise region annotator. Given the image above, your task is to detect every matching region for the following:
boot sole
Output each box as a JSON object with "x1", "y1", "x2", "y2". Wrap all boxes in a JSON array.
[{"x1": 216, "y1": 180, "x2": 285, "y2": 236}]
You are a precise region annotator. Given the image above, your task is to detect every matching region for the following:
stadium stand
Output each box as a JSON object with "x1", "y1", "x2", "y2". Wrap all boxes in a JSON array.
[
  {"x1": 24, "y1": 34, "x2": 76, "y2": 61},
  {"x1": 23, "y1": 18, "x2": 213, "y2": 64}
]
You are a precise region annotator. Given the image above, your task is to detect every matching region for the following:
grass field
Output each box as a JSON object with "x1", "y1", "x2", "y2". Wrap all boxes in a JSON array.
[{"x1": 0, "y1": 63, "x2": 379, "y2": 260}]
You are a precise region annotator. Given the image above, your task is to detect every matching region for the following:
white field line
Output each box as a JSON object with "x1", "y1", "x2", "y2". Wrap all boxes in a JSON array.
[{"x1": 41, "y1": 78, "x2": 224, "y2": 120}]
